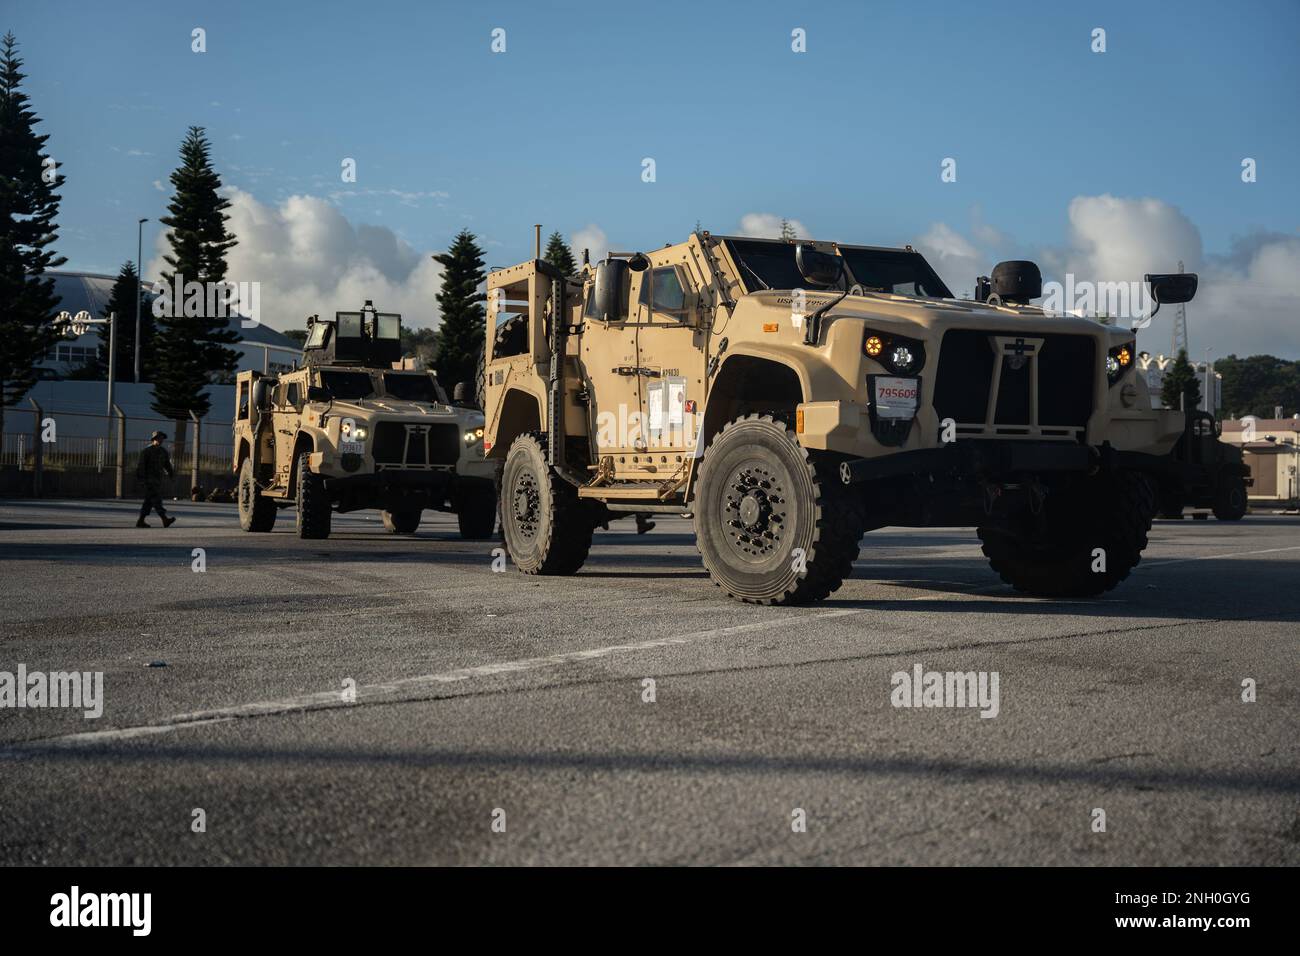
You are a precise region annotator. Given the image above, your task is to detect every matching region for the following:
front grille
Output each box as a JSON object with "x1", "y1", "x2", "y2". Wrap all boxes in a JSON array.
[
  {"x1": 934, "y1": 330, "x2": 1095, "y2": 433},
  {"x1": 372, "y1": 422, "x2": 461, "y2": 466}
]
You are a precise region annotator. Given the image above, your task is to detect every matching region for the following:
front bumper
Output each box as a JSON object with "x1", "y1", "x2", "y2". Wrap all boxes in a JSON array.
[{"x1": 839, "y1": 439, "x2": 1095, "y2": 485}]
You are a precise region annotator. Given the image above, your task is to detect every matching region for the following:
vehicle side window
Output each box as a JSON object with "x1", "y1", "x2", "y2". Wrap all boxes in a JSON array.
[
  {"x1": 639, "y1": 267, "x2": 688, "y2": 319},
  {"x1": 285, "y1": 382, "x2": 301, "y2": 408}
]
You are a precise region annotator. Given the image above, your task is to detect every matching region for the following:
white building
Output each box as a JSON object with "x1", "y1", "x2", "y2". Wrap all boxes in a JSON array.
[
  {"x1": 1138, "y1": 353, "x2": 1222, "y2": 412},
  {"x1": 37, "y1": 271, "x2": 302, "y2": 379}
]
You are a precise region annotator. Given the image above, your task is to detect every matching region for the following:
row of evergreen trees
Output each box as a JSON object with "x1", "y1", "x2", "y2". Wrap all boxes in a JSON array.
[
  {"x1": 0, "y1": 28, "x2": 541, "y2": 441},
  {"x1": 0, "y1": 32, "x2": 63, "y2": 435},
  {"x1": 0, "y1": 31, "x2": 241, "y2": 445}
]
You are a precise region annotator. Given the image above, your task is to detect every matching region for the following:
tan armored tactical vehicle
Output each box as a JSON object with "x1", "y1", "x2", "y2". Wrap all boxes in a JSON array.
[
  {"x1": 480, "y1": 232, "x2": 1193, "y2": 604},
  {"x1": 234, "y1": 302, "x2": 497, "y2": 539}
]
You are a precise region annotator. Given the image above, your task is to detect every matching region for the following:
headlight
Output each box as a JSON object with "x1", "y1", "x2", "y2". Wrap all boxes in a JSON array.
[
  {"x1": 464, "y1": 427, "x2": 484, "y2": 445},
  {"x1": 863, "y1": 328, "x2": 925, "y2": 375},
  {"x1": 1107, "y1": 342, "x2": 1134, "y2": 385},
  {"x1": 353, "y1": 426, "x2": 368, "y2": 440}
]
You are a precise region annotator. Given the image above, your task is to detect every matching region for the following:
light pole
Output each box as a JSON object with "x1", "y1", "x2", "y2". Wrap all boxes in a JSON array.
[
  {"x1": 1204, "y1": 347, "x2": 1214, "y2": 414},
  {"x1": 61, "y1": 309, "x2": 116, "y2": 424},
  {"x1": 134, "y1": 217, "x2": 148, "y2": 383}
]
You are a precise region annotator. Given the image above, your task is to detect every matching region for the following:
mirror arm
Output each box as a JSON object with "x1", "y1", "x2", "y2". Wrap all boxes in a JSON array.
[
  {"x1": 1132, "y1": 298, "x2": 1160, "y2": 332},
  {"x1": 805, "y1": 275, "x2": 850, "y2": 346}
]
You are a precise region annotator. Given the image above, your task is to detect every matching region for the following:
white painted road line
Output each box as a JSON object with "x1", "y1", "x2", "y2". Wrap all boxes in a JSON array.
[
  {"x1": 1, "y1": 609, "x2": 865, "y2": 753},
  {"x1": 6, "y1": 544, "x2": 1291, "y2": 756}
]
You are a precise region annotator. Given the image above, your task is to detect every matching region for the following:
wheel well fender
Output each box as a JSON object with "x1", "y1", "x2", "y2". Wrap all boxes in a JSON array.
[
  {"x1": 287, "y1": 432, "x2": 315, "y2": 492},
  {"x1": 697, "y1": 353, "x2": 806, "y2": 456},
  {"x1": 490, "y1": 388, "x2": 543, "y2": 459}
]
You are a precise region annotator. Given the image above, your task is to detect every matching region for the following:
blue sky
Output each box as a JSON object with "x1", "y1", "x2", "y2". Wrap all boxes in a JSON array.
[{"x1": 7, "y1": 0, "x2": 1300, "y2": 352}]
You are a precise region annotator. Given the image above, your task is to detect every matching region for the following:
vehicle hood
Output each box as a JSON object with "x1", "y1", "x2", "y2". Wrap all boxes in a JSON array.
[
  {"x1": 320, "y1": 398, "x2": 484, "y2": 425},
  {"x1": 756, "y1": 290, "x2": 1131, "y2": 339}
]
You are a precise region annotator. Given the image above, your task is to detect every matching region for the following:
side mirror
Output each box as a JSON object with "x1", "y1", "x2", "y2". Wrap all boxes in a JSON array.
[
  {"x1": 592, "y1": 258, "x2": 631, "y2": 323},
  {"x1": 627, "y1": 252, "x2": 651, "y2": 273},
  {"x1": 795, "y1": 243, "x2": 843, "y2": 288},
  {"x1": 1145, "y1": 272, "x2": 1198, "y2": 305},
  {"x1": 252, "y1": 378, "x2": 277, "y2": 411},
  {"x1": 306, "y1": 385, "x2": 331, "y2": 403}
]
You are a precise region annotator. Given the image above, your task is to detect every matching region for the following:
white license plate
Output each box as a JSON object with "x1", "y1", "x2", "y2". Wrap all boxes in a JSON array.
[{"x1": 872, "y1": 376, "x2": 919, "y2": 420}]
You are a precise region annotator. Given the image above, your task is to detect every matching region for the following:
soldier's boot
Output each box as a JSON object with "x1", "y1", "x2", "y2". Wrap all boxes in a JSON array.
[
  {"x1": 635, "y1": 513, "x2": 656, "y2": 534},
  {"x1": 136, "y1": 519, "x2": 151, "y2": 528},
  {"x1": 162, "y1": 516, "x2": 176, "y2": 528}
]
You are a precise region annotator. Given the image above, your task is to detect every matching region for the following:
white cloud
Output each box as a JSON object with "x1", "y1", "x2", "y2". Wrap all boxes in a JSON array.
[
  {"x1": 570, "y1": 223, "x2": 609, "y2": 263},
  {"x1": 1056, "y1": 195, "x2": 1203, "y2": 283},
  {"x1": 912, "y1": 196, "x2": 1300, "y2": 358},
  {"x1": 735, "y1": 212, "x2": 809, "y2": 239},
  {"x1": 914, "y1": 222, "x2": 983, "y2": 297},
  {"x1": 1198, "y1": 233, "x2": 1300, "y2": 358},
  {"x1": 145, "y1": 188, "x2": 445, "y2": 331}
]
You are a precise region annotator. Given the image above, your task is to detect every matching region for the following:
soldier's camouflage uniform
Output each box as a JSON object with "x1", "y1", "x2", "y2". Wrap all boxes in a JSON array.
[{"x1": 136, "y1": 443, "x2": 175, "y2": 523}]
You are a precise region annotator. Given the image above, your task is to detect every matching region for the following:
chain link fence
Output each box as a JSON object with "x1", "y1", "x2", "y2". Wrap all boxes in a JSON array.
[{"x1": 0, "y1": 404, "x2": 235, "y2": 499}]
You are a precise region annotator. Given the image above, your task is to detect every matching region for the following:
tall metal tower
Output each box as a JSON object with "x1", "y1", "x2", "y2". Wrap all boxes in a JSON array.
[{"x1": 1170, "y1": 259, "x2": 1189, "y2": 357}]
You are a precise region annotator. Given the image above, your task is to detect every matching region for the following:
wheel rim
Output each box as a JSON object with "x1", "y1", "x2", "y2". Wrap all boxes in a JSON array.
[
  {"x1": 239, "y1": 470, "x2": 252, "y2": 515},
  {"x1": 511, "y1": 469, "x2": 541, "y2": 540},
  {"x1": 719, "y1": 458, "x2": 788, "y2": 562}
]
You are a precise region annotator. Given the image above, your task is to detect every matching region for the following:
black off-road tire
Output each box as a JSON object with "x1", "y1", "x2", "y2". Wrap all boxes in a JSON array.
[
  {"x1": 456, "y1": 481, "x2": 498, "y2": 540},
  {"x1": 978, "y1": 471, "x2": 1156, "y2": 597},
  {"x1": 295, "y1": 452, "x2": 332, "y2": 540},
  {"x1": 477, "y1": 316, "x2": 528, "y2": 410},
  {"x1": 1213, "y1": 475, "x2": 1248, "y2": 521},
  {"x1": 237, "y1": 456, "x2": 276, "y2": 532},
  {"x1": 1157, "y1": 483, "x2": 1184, "y2": 519},
  {"x1": 500, "y1": 432, "x2": 594, "y2": 574},
  {"x1": 694, "y1": 414, "x2": 863, "y2": 605},
  {"x1": 381, "y1": 508, "x2": 422, "y2": 534},
  {"x1": 494, "y1": 314, "x2": 528, "y2": 357}
]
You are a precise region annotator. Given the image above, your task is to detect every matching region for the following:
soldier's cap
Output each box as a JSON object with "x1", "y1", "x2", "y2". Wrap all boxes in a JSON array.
[{"x1": 150, "y1": 430, "x2": 167, "y2": 442}]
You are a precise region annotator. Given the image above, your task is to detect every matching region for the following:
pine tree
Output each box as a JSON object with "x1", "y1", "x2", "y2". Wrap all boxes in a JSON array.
[
  {"x1": 542, "y1": 231, "x2": 576, "y2": 276},
  {"x1": 150, "y1": 126, "x2": 240, "y2": 453},
  {"x1": 432, "y1": 229, "x2": 486, "y2": 390},
  {"x1": 0, "y1": 32, "x2": 65, "y2": 432},
  {"x1": 779, "y1": 218, "x2": 796, "y2": 241},
  {"x1": 82, "y1": 261, "x2": 155, "y2": 381},
  {"x1": 1160, "y1": 349, "x2": 1202, "y2": 411}
]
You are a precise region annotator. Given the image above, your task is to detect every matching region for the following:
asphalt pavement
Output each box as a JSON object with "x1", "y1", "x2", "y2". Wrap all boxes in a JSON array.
[{"x1": 0, "y1": 497, "x2": 1296, "y2": 865}]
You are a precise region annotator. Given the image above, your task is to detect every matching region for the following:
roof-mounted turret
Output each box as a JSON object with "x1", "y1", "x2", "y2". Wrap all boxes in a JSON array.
[{"x1": 302, "y1": 300, "x2": 403, "y2": 368}]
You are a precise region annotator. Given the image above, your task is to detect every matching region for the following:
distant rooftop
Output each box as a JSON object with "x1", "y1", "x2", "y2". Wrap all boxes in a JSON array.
[{"x1": 49, "y1": 270, "x2": 298, "y2": 349}]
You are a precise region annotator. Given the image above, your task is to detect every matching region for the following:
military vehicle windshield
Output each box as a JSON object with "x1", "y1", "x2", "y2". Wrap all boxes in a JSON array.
[
  {"x1": 382, "y1": 372, "x2": 439, "y2": 403},
  {"x1": 724, "y1": 238, "x2": 953, "y2": 298},
  {"x1": 725, "y1": 239, "x2": 805, "y2": 291},
  {"x1": 318, "y1": 369, "x2": 376, "y2": 399},
  {"x1": 839, "y1": 248, "x2": 952, "y2": 298}
]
